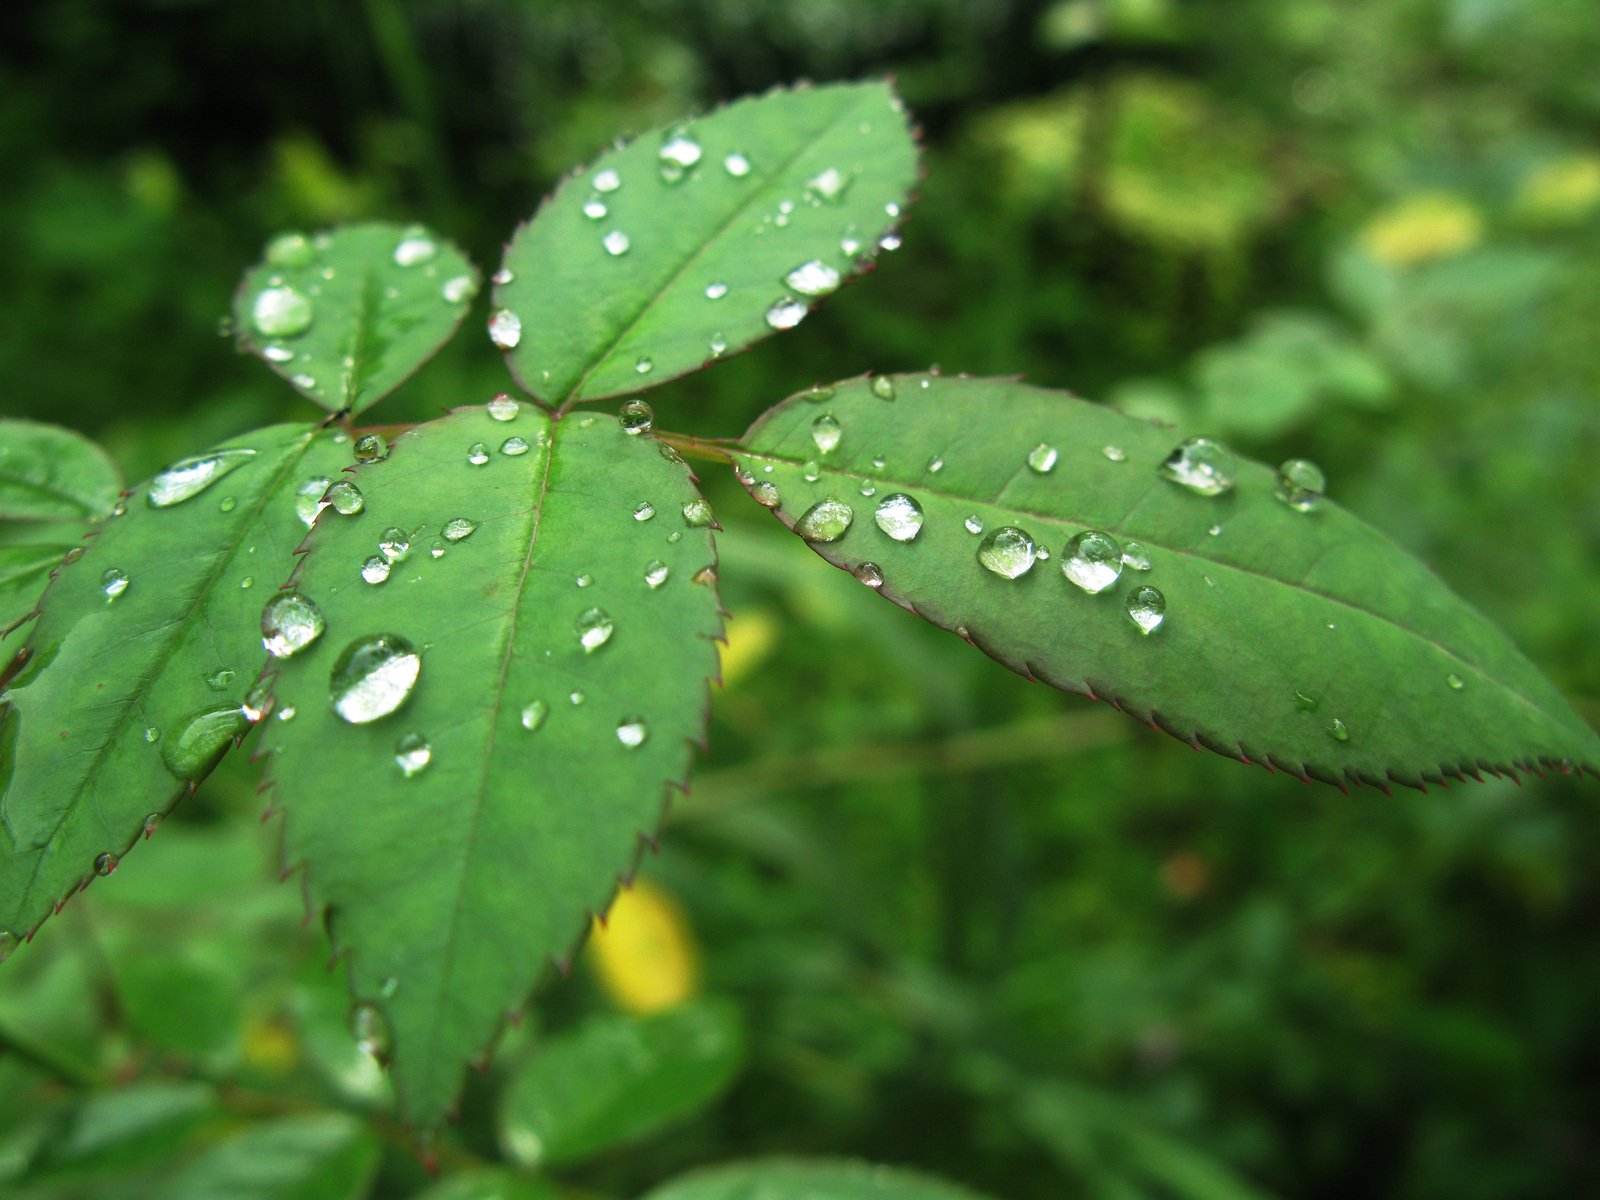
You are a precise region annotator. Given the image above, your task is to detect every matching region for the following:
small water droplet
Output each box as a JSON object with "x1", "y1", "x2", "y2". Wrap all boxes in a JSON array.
[
  {"x1": 804, "y1": 384, "x2": 834, "y2": 403},
  {"x1": 795, "y1": 499, "x2": 855, "y2": 543},
  {"x1": 633, "y1": 501, "x2": 656, "y2": 521},
  {"x1": 291, "y1": 372, "x2": 317, "y2": 391},
  {"x1": 644, "y1": 560, "x2": 670, "y2": 588},
  {"x1": 205, "y1": 667, "x2": 237, "y2": 691},
  {"x1": 619, "y1": 399, "x2": 654, "y2": 435},
  {"x1": 576, "y1": 607, "x2": 614, "y2": 652},
  {"x1": 878, "y1": 231, "x2": 903, "y2": 252},
  {"x1": 569, "y1": 690, "x2": 585, "y2": 706},
  {"x1": 1159, "y1": 437, "x2": 1237, "y2": 497},
  {"x1": 858, "y1": 480, "x2": 877, "y2": 497},
  {"x1": 351, "y1": 1004, "x2": 391, "y2": 1060},
  {"x1": 1328, "y1": 718, "x2": 1350, "y2": 743},
  {"x1": 488, "y1": 308, "x2": 523, "y2": 349},
  {"x1": 704, "y1": 281, "x2": 728, "y2": 300},
  {"x1": 1208, "y1": 524, "x2": 1223, "y2": 537},
  {"x1": 870, "y1": 456, "x2": 886, "y2": 472},
  {"x1": 265, "y1": 231, "x2": 314, "y2": 268},
  {"x1": 442, "y1": 517, "x2": 478, "y2": 542},
  {"x1": 330, "y1": 634, "x2": 422, "y2": 724},
  {"x1": 1102, "y1": 445, "x2": 1127, "y2": 463},
  {"x1": 142, "y1": 812, "x2": 163, "y2": 837},
  {"x1": 751, "y1": 480, "x2": 781, "y2": 507},
  {"x1": 708, "y1": 334, "x2": 728, "y2": 357},
  {"x1": 147, "y1": 449, "x2": 257, "y2": 508},
  {"x1": 361, "y1": 555, "x2": 392, "y2": 585},
  {"x1": 1125, "y1": 585, "x2": 1166, "y2": 634},
  {"x1": 682, "y1": 498, "x2": 714, "y2": 527},
  {"x1": 854, "y1": 561, "x2": 885, "y2": 588},
  {"x1": 487, "y1": 393, "x2": 520, "y2": 421},
  {"x1": 1026, "y1": 444, "x2": 1059, "y2": 474},
  {"x1": 927, "y1": 455, "x2": 944, "y2": 473},
  {"x1": 802, "y1": 460, "x2": 821, "y2": 482},
  {"x1": 874, "y1": 493, "x2": 924, "y2": 542},
  {"x1": 467, "y1": 441, "x2": 490, "y2": 465},
  {"x1": 811, "y1": 413, "x2": 842, "y2": 454},
  {"x1": 765, "y1": 297, "x2": 807, "y2": 330},
  {"x1": 1274, "y1": 458, "x2": 1327, "y2": 512},
  {"x1": 94, "y1": 852, "x2": 117, "y2": 876},
  {"x1": 262, "y1": 591, "x2": 325, "y2": 657},
  {"x1": 1447, "y1": 672, "x2": 1466, "y2": 691},
  {"x1": 603, "y1": 230, "x2": 631, "y2": 256},
  {"x1": 262, "y1": 343, "x2": 294, "y2": 363},
  {"x1": 658, "y1": 126, "x2": 702, "y2": 182},
  {"x1": 1121, "y1": 541, "x2": 1153, "y2": 571},
  {"x1": 582, "y1": 195, "x2": 608, "y2": 220},
  {"x1": 804, "y1": 166, "x2": 851, "y2": 204},
  {"x1": 278, "y1": 705, "x2": 297, "y2": 722},
  {"x1": 442, "y1": 274, "x2": 476, "y2": 303},
  {"x1": 102, "y1": 568, "x2": 129, "y2": 600},
  {"x1": 327, "y1": 481, "x2": 364, "y2": 515},
  {"x1": 500, "y1": 436, "x2": 530, "y2": 457},
  {"x1": 870, "y1": 376, "x2": 896, "y2": 400},
  {"x1": 520, "y1": 700, "x2": 549, "y2": 731},
  {"x1": 251, "y1": 286, "x2": 313, "y2": 338},
  {"x1": 784, "y1": 259, "x2": 841, "y2": 297},
  {"x1": 394, "y1": 732, "x2": 432, "y2": 777},
  {"x1": 144, "y1": 726, "x2": 161, "y2": 744},
  {"x1": 353, "y1": 433, "x2": 389, "y2": 464},
  {"x1": 393, "y1": 227, "x2": 438, "y2": 266},
  {"x1": 241, "y1": 681, "x2": 270, "y2": 721},
  {"x1": 841, "y1": 229, "x2": 863, "y2": 256},
  {"x1": 963, "y1": 514, "x2": 984, "y2": 535},
  {"x1": 593, "y1": 167, "x2": 621, "y2": 193},
  {"x1": 161, "y1": 704, "x2": 250, "y2": 779},
  {"x1": 634, "y1": 356, "x2": 654, "y2": 377},
  {"x1": 0, "y1": 929, "x2": 18, "y2": 963},
  {"x1": 977, "y1": 527, "x2": 1037, "y2": 579},
  {"x1": 296, "y1": 476, "x2": 332, "y2": 526},
  {"x1": 723, "y1": 150, "x2": 752, "y2": 177}
]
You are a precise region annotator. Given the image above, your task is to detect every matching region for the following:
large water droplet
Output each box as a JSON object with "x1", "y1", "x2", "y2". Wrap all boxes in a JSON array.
[
  {"x1": 488, "y1": 308, "x2": 522, "y2": 349},
  {"x1": 147, "y1": 449, "x2": 257, "y2": 508},
  {"x1": 487, "y1": 393, "x2": 520, "y2": 422},
  {"x1": 501, "y1": 436, "x2": 530, "y2": 457},
  {"x1": 765, "y1": 297, "x2": 807, "y2": 330},
  {"x1": 577, "y1": 607, "x2": 614, "y2": 653},
  {"x1": 978, "y1": 527, "x2": 1036, "y2": 579},
  {"x1": 520, "y1": 700, "x2": 548, "y2": 731},
  {"x1": 361, "y1": 556, "x2": 392, "y2": 585},
  {"x1": 873, "y1": 493, "x2": 924, "y2": 542},
  {"x1": 351, "y1": 1003, "x2": 391, "y2": 1060},
  {"x1": 795, "y1": 499, "x2": 854, "y2": 543},
  {"x1": 330, "y1": 634, "x2": 421, "y2": 724},
  {"x1": 592, "y1": 167, "x2": 621, "y2": 193},
  {"x1": 1026, "y1": 443, "x2": 1059, "y2": 474},
  {"x1": 327, "y1": 481, "x2": 364, "y2": 515},
  {"x1": 161, "y1": 704, "x2": 250, "y2": 779},
  {"x1": 616, "y1": 717, "x2": 649, "y2": 748},
  {"x1": 1159, "y1": 437, "x2": 1237, "y2": 497},
  {"x1": 785, "y1": 260, "x2": 841, "y2": 296},
  {"x1": 442, "y1": 517, "x2": 478, "y2": 542},
  {"x1": 1125, "y1": 585, "x2": 1166, "y2": 634},
  {"x1": 658, "y1": 126, "x2": 702, "y2": 182},
  {"x1": 644, "y1": 560, "x2": 671, "y2": 588},
  {"x1": 1274, "y1": 458, "x2": 1326, "y2": 512},
  {"x1": 603, "y1": 230, "x2": 631, "y2": 256},
  {"x1": 870, "y1": 376, "x2": 896, "y2": 401},
  {"x1": 467, "y1": 442, "x2": 490, "y2": 466},
  {"x1": 811, "y1": 413, "x2": 842, "y2": 453},
  {"x1": 265, "y1": 231, "x2": 314, "y2": 268},
  {"x1": 1121, "y1": 541, "x2": 1153, "y2": 571},
  {"x1": 682, "y1": 498, "x2": 714, "y2": 527},
  {"x1": 619, "y1": 399, "x2": 654, "y2": 435},
  {"x1": 296, "y1": 476, "x2": 332, "y2": 526},
  {"x1": 262, "y1": 591, "x2": 325, "y2": 657},
  {"x1": 393, "y1": 231, "x2": 437, "y2": 267},
  {"x1": 102, "y1": 568, "x2": 130, "y2": 600},
  {"x1": 394, "y1": 733, "x2": 432, "y2": 777},
  {"x1": 353, "y1": 434, "x2": 388, "y2": 464},
  {"x1": 854, "y1": 561, "x2": 885, "y2": 588},
  {"x1": 252, "y1": 286, "x2": 313, "y2": 338},
  {"x1": 1062, "y1": 531, "x2": 1124, "y2": 594},
  {"x1": 633, "y1": 501, "x2": 656, "y2": 522}
]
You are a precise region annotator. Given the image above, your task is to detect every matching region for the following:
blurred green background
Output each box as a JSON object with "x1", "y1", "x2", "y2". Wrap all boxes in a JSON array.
[{"x1": 2, "y1": 0, "x2": 1599, "y2": 1197}]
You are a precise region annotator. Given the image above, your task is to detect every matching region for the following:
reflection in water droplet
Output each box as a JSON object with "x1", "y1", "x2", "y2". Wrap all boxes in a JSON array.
[
  {"x1": 751, "y1": 481, "x2": 781, "y2": 508},
  {"x1": 501, "y1": 436, "x2": 530, "y2": 457},
  {"x1": 252, "y1": 286, "x2": 313, "y2": 338},
  {"x1": 804, "y1": 167, "x2": 851, "y2": 204},
  {"x1": 102, "y1": 568, "x2": 129, "y2": 600},
  {"x1": 330, "y1": 635, "x2": 421, "y2": 724},
  {"x1": 242, "y1": 681, "x2": 270, "y2": 721},
  {"x1": 963, "y1": 514, "x2": 984, "y2": 535},
  {"x1": 644, "y1": 560, "x2": 670, "y2": 588},
  {"x1": 765, "y1": 297, "x2": 807, "y2": 330},
  {"x1": 1125, "y1": 585, "x2": 1166, "y2": 634},
  {"x1": 577, "y1": 608, "x2": 614, "y2": 652},
  {"x1": 296, "y1": 476, "x2": 332, "y2": 526},
  {"x1": 487, "y1": 393, "x2": 520, "y2": 421},
  {"x1": 603, "y1": 230, "x2": 631, "y2": 256},
  {"x1": 1102, "y1": 445, "x2": 1127, "y2": 463},
  {"x1": 327, "y1": 481, "x2": 364, "y2": 515},
  {"x1": 802, "y1": 460, "x2": 821, "y2": 482},
  {"x1": 1328, "y1": 718, "x2": 1351, "y2": 743},
  {"x1": 1026, "y1": 444, "x2": 1059, "y2": 474},
  {"x1": 795, "y1": 499, "x2": 854, "y2": 543},
  {"x1": 1274, "y1": 458, "x2": 1327, "y2": 512},
  {"x1": 488, "y1": 308, "x2": 522, "y2": 349},
  {"x1": 262, "y1": 591, "x2": 325, "y2": 657},
  {"x1": 520, "y1": 700, "x2": 549, "y2": 731},
  {"x1": 682, "y1": 498, "x2": 714, "y2": 527},
  {"x1": 811, "y1": 413, "x2": 842, "y2": 453},
  {"x1": 633, "y1": 501, "x2": 656, "y2": 521},
  {"x1": 854, "y1": 561, "x2": 885, "y2": 588},
  {"x1": 395, "y1": 733, "x2": 432, "y2": 777},
  {"x1": 1159, "y1": 437, "x2": 1237, "y2": 496},
  {"x1": 148, "y1": 449, "x2": 258, "y2": 508},
  {"x1": 161, "y1": 704, "x2": 250, "y2": 779},
  {"x1": 142, "y1": 812, "x2": 163, "y2": 838},
  {"x1": 593, "y1": 167, "x2": 621, "y2": 193},
  {"x1": 784, "y1": 260, "x2": 841, "y2": 296},
  {"x1": 619, "y1": 399, "x2": 654, "y2": 435},
  {"x1": 1121, "y1": 542, "x2": 1152, "y2": 571},
  {"x1": 575, "y1": 573, "x2": 593, "y2": 588},
  {"x1": 708, "y1": 334, "x2": 728, "y2": 357},
  {"x1": 879, "y1": 231, "x2": 903, "y2": 252},
  {"x1": 978, "y1": 527, "x2": 1036, "y2": 579},
  {"x1": 361, "y1": 556, "x2": 392, "y2": 585},
  {"x1": 353, "y1": 434, "x2": 388, "y2": 463},
  {"x1": 94, "y1": 853, "x2": 117, "y2": 877},
  {"x1": 442, "y1": 517, "x2": 478, "y2": 542},
  {"x1": 468, "y1": 442, "x2": 490, "y2": 465},
  {"x1": 616, "y1": 717, "x2": 649, "y2": 747},
  {"x1": 870, "y1": 376, "x2": 896, "y2": 401},
  {"x1": 874, "y1": 493, "x2": 924, "y2": 542}
]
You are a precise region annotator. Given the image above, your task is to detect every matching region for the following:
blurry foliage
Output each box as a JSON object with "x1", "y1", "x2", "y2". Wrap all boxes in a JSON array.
[{"x1": 1, "y1": 0, "x2": 1598, "y2": 1197}]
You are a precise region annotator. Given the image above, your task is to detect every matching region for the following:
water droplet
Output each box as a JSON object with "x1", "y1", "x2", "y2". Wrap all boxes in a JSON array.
[
  {"x1": 242, "y1": 681, "x2": 270, "y2": 721},
  {"x1": 841, "y1": 229, "x2": 863, "y2": 256},
  {"x1": 327, "y1": 481, "x2": 364, "y2": 515},
  {"x1": 144, "y1": 726, "x2": 161, "y2": 743},
  {"x1": 870, "y1": 376, "x2": 896, "y2": 401},
  {"x1": 1274, "y1": 458, "x2": 1327, "y2": 512},
  {"x1": 278, "y1": 705, "x2": 296, "y2": 722},
  {"x1": 692, "y1": 564, "x2": 716, "y2": 585},
  {"x1": 978, "y1": 527, "x2": 1037, "y2": 579},
  {"x1": 394, "y1": 733, "x2": 432, "y2": 777},
  {"x1": 722, "y1": 150, "x2": 753, "y2": 177},
  {"x1": 1023, "y1": 443, "x2": 1060, "y2": 475},
  {"x1": 854, "y1": 561, "x2": 885, "y2": 588},
  {"x1": 873, "y1": 493, "x2": 924, "y2": 542},
  {"x1": 1293, "y1": 691, "x2": 1319, "y2": 712},
  {"x1": 361, "y1": 555, "x2": 392, "y2": 585},
  {"x1": 161, "y1": 704, "x2": 250, "y2": 779},
  {"x1": 353, "y1": 434, "x2": 388, "y2": 464},
  {"x1": 858, "y1": 481, "x2": 877, "y2": 498},
  {"x1": 619, "y1": 399, "x2": 654, "y2": 435},
  {"x1": 488, "y1": 308, "x2": 522, "y2": 349},
  {"x1": 804, "y1": 384, "x2": 834, "y2": 403},
  {"x1": 765, "y1": 297, "x2": 807, "y2": 330},
  {"x1": 262, "y1": 343, "x2": 294, "y2": 363},
  {"x1": 442, "y1": 517, "x2": 478, "y2": 542},
  {"x1": 708, "y1": 334, "x2": 728, "y2": 357},
  {"x1": 784, "y1": 260, "x2": 841, "y2": 297},
  {"x1": 296, "y1": 476, "x2": 332, "y2": 526},
  {"x1": 1208, "y1": 524, "x2": 1223, "y2": 537},
  {"x1": 811, "y1": 413, "x2": 842, "y2": 453},
  {"x1": 1063, "y1": 531, "x2": 1123, "y2": 593},
  {"x1": 251, "y1": 286, "x2": 313, "y2": 338},
  {"x1": 682, "y1": 498, "x2": 714, "y2": 527},
  {"x1": 94, "y1": 852, "x2": 117, "y2": 876},
  {"x1": 142, "y1": 812, "x2": 163, "y2": 837},
  {"x1": 751, "y1": 480, "x2": 781, "y2": 507},
  {"x1": 501, "y1": 436, "x2": 530, "y2": 457},
  {"x1": 633, "y1": 501, "x2": 656, "y2": 521},
  {"x1": 102, "y1": 568, "x2": 129, "y2": 600},
  {"x1": 634, "y1": 356, "x2": 654, "y2": 376},
  {"x1": 205, "y1": 667, "x2": 237, "y2": 692},
  {"x1": 795, "y1": 499, "x2": 854, "y2": 543},
  {"x1": 1125, "y1": 585, "x2": 1166, "y2": 634},
  {"x1": 520, "y1": 700, "x2": 549, "y2": 731},
  {"x1": 704, "y1": 282, "x2": 728, "y2": 300},
  {"x1": 658, "y1": 126, "x2": 702, "y2": 182},
  {"x1": 1327, "y1": 718, "x2": 1350, "y2": 743},
  {"x1": 577, "y1": 608, "x2": 614, "y2": 652},
  {"x1": 616, "y1": 717, "x2": 649, "y2": 747},
  {"x1": 1102, "y1": 445, "x2": 1127, "y2": 462},
  {"x1": 878, "y1": 231, "x2": 903, "y2": 252},
  {"x1": 644, "y1": 560, "x2": 670, "y2": 588},
  {"x1": 265, "y1": 231, "x2": 314, "y2": 268},
  {"x1": 487, "y1": 393, "x2": 520, "y2": 421},
  {"x1": 147, "y1": 448, "x2": 257, "y2": 508},
  {"x1": 1121, "y1": 541, "x2": 1153, "y2": 571},
  {"x1": 593, "y1": 167, "x2": 621, "y2": 193},
  {"x1": 330, "y1": 634, "x2": 421, "y2": 724},
  {"x1": 467, "y1": 442, "x2": 490, "y2": 465},
  {"x1": 262, "y1": 591, "x2": 325, "y2": 657},
  {"x1": 393, "y1": 231, "x2": 437, "y2": 267},
  {"x1": 1447, "y1": 672, "x2": 1466, "y2": 691},
  {"x1": 442, "y1": 274, "x2": 476, "y2": 303},
  {"x1": 603, "y1": 230, "x2": 631, "y2": 256},
  {"x1": 801, "y1": 460, "x2": 821, "y2": 483},
  {"x1": 351, "y1": 1004, "x2": 391, "y2": 1060},
  {"x1": 569, "y1": 690, "x2": 585, "y2": 706},
  {"x1": 804, "y1": 167, "x2": 851, "y2": 204},
  {"x1": 1159, "y1": 437, "x2": 1237, "y2": 497},
  {"x1": 291, "y1": 372, "x2": 317, "y2": 391},
  {"x1": 582, "y1": 195, "x2": 608, "y2": 220}
]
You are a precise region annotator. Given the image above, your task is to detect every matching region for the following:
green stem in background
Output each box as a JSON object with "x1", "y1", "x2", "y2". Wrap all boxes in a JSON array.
[{"x1": 360, "y1": 0, "x2": 453, "y2": 216}]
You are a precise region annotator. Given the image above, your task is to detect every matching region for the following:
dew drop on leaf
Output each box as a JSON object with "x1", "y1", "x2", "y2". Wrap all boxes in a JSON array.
[
  {"x1": 811, "y1": 413, "x2": 842, "y2": 454},
  {"x1": 441, "y1": 274, "x2": 476, "y2": 303},
  {"x1": 353, "y1": 434, "x2": 388, "y2": 464},
  {"x1": 927, "y1": 455, "x2": 944, "y2": 473},
  {"x1": 795, "y1": 499, "x2": 854, "y2": 543},
  {"x1": 265, "y1": 231, "x2": 314, "y2": 268},
  {"x1": 592, "y1": 167, "x2": 621, "y2": 193},
  {"x1": 658, "y1": 126, "x2": 702, "y2": 182},
  {"x1": 870, "y1": 376, "x2": 896, "y2": 400},
  {"x1": 1328, "y1": 718, "x2": 1351, "y2": 743},
  {"x1": 102, "y1": 568, "x2": 129, "y2": 600},
  {"x1": 708, "y1": 334, "x2": 728, "y2": 357},
  {"x1": 1447, "y1": 672, "x2": 1466, "y2": 691},
  {"x1": 633, "y1": 501, "x2": 656, "y2": 522},
  {"x1": 361, "y1": 556, "x2": 391, "y2": 585},
  {"x1": 644, "y1": 560, "x2": 670, "y2": 588},
  {"x1": 142, "y1": 812, "x2": 163, "y2": 837},
  {"x1": 616, "y1": 717, "x2": 649, "y2": 747},
  {"x1": 569, "y1": 690, "x2": 585, "y2": 706},
  {"x1": 488, "y1": 308, "x2": 523, "y2": 349},
  {"x1": 765, "y1": 297, "x2": 807, "y2": 330},
  {"x1": 251, "y1": 286, "x2": 313, "y2": 338},
  {"x1": 205, "y1": 667, "x2": 237, "y2": 692},
  {"x1": 147, "y1": 449, "x2": 257, "y2": 508},
  {"x1": 873, "y1": 493, "x2": 924, "y2": 542},
  {"x1": 977, "y1": 527, "x2": 1037, "y2": 579},
  {"x1": 161, "y1": 704, "x2": 250, "y2": 779},
  {"x1": 802, "y1": 460, "x2": 821, "y2": 482},
  {"x1": 94, "y1": 853, "x2": 117, "y2": 877},
  {"x1": 329, "y1": 634, "x2": 421, "y2": 724},
  {"x1": 1121, "y1": 541, "x2": 1153, "y2": 571},
  {"x1": 520, "y1": 700, "x2": 549, "y2": 731},
  {"x1": 1294, "y1": 691, "x2": 1319, "y2": 712},
  {"x1": 1103, "y1": 445, "x2": 1127, "y2": 462},
  {"x1": 1125, "y1": 585, "x2": 1166, "y2": 634},
  {"x1": 350, "y1": 1004, "x2": 391, "y2": 1060},
  {"x1": 501, "y1": 436, "x2": 530, "y2": 457},
  {"x1": 393, "y1": 230, "x2": 437, "y2": 267},
  {"x1": 682, "y1": 498, "x2": 714, "y2": 527},
  {"x1": 964, "y1": 514, "x2": 984, "y2": 535},
  {"x1": 1026, "y1": 444, "x2": 1059, "y2": 474},
  {"x1": 1159, "y1": 437, "x2": 1237, "y2": 496},
  {"x1": 261, "y1": 344, "x2": 294, "y2": 363},
  {"x1": 442, "y1": 517, "x2": 478, "y2": 542},
  {"x1": 784, "y1": 260, "x2": 841, "y2": 296},
  {"x1": 635, "y1": 356, "x2": 654, "y2": 376},
  {"x1": 619, "y1": 399, "x2": 654, "y2": 435},
  {"x1": 327, "y1": 481, "x2": 365, "y2": 515},
  {"x1": 603, "y1": 230, "x2": 631, "y2": 256},
  {"x1": 262, "y1": 591, "x2": 325, "y2": 657},
  {"x1": 487, "y1": 393, "x2": 520, "y2": 422},
  {"x1": 394, "y1": 733, "x2": 432, "y2": 777},
  {"x1": 705, "y1": 282, "x2": 728, "y2": 300},
  {"x1": 804, "y1": 166, "x2": 851, "y2": 204},
  {"x1": 577, "y1": 607, "x2": 615, "y2": 653},
  {"x1": 582, "y1": 196, "x2": 607, "y2": 220},
  {"x1": 723, "y1": 150, "x2": 752, "y2": 177},
  {"x1": 1275, "y1": 458, "x2": 1327, "y2": 512},
  {"x1": 296, "y1": 476, "x2": 332, "y2": 526},
  {"x1": 854, "y1": 561, "x2": 885, "y2": 588}
]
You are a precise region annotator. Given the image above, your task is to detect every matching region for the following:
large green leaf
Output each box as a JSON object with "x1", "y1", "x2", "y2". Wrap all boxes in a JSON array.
[
  {"x1": 0, "y1": 544, "x2": 76, "y2": 635},
  {"x1": 728, "y1": 374, "x2": 1600, "y2": 790},
  {"x1": 164, "y1": 1113, "x2": 380, "y2": 1200},
  {"x1": 497, "y1": 999, "x2": 744, "y2": 1168},
  {"x1": 640, "y1": 1159, "x2": 1000, "y2": 1200},
  {"x1": 0, "y1": 419, "x2": 122, "y2": 522},
  {"x1": 231, "y1": 223, "x2": 479, "y2": 415},
  {"x1": 24, "y1": 1081, "x2": 217, "y2": 1183},
  {"x1": 261, "y1": 398, "x2": 723, "y2": 1124},
  {"x1": 0, "y1": 424, "x2": 352, "y2": 943},
  {"x1": 495, "y1": 81, "x2": 918, "y2": 406}
]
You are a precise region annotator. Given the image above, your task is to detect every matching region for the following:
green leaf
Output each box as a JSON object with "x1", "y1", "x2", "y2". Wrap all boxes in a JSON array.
[
  {"x1": 729, "y1": 374, "x2": 1600, "y2": 790},
  {"x1": 0, "y1": 544, "x2": 75, "y2": 635},
  {"x1": 0, "y1": 419, "x2": 123, "y2": 522},
  {"x1": 497, "y1": 998, "x2": 744, "y2": 1168},
  {"x1": 0, "y1": 424, "x2": 352, "y2": 942},
  {"x1": 639, "y1": 1159, "x2": 1001, "y2": 1200},
  {"x1": 495, "y1": 81, "x2": 918, "y2": 406},
  {"x1": 26, "y1": 1081, "x2": 217, "y2": 1182},
  {"x1": 261, "y1": 399, "x2": 723, "y2": 1124},
  {"x1": 164, "y1": 1113, "x2": 380, "y2": 1200},
  {"x1": 409, "y1": 1170, "x2": 561, "y2": 1200},
  {"x1": 232, "y1": 224, "x2": 480, "y2": 415}
]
